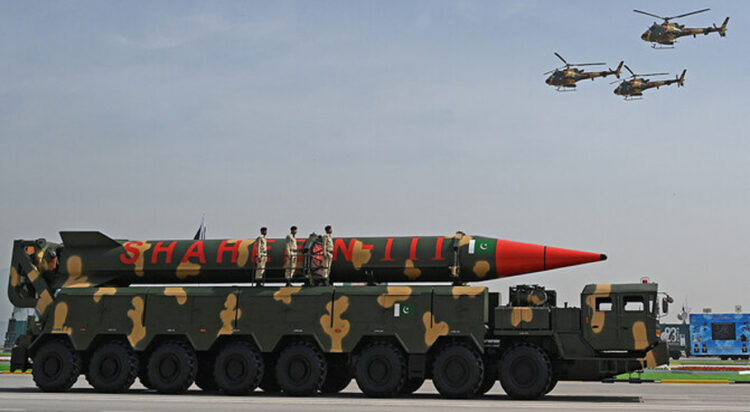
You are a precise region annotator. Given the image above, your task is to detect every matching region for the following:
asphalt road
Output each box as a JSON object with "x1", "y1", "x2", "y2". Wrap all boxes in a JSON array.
[{"x1": 0, "y1": 375, "x2": 748, "y2": 412}]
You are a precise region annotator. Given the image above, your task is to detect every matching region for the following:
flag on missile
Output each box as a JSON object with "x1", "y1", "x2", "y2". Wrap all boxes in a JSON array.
[{"x1": 468, "y1": 238, "x2": 494, "y2": 254}]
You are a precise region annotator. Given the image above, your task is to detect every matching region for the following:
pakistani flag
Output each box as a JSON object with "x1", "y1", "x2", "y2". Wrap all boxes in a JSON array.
[
  {"x1": 393, "y1": 303, "x2": 414, "y2": 318},
  {"x1": 468, "y1": 238, "x2": 495, "y2": 255}
]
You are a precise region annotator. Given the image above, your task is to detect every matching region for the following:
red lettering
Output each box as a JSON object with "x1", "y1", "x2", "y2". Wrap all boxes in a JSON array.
[
  {"x1": 409, "y1": 237, "x2": 420, "y2": 261},
  {"x1": 217, "y1": 240, "x2": 240, "y2": 263},
  {"x1": 334, "y1": 238, "x2": 352, "y2": 261},
  {"x1": 182, "y1": 241, "x2": 206, "y2": 263},
  {"x1": 251, "y1": 239, "x2": 274, "y2": 263},
  {"x1": 120, "y1": 241, "x2": 142, "y2": 264},
  {"x1": 381, "y1": 238, "x2": 394, "y2": 261},
  {"x1": 432, "y1": 237, "x2": 445, "y2": 260},
  {"x1": 151, "y1": 241, "x2": 177, "y2": 263}
]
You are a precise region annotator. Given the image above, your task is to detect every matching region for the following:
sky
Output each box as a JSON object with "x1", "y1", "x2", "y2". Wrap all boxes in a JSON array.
[{"x1": 1, "y1": 1, "x2": 748, "y2": 323}]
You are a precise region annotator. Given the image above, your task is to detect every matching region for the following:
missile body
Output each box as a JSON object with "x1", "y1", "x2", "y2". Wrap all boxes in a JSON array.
[{"x1": 9, "y1": 231, "x2": 605, "y2": 307}]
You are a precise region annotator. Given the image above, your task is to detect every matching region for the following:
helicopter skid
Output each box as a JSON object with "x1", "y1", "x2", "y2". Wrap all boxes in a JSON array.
[
  {"x1": 651, "y1": 43, "x2": 675, "y2": 49},
  {"x1": 623, "y1": 96, "x2": 643, "y2": 101},
  {"x1": 555, "y1": 87, "x2": 577, "y2": 92}
]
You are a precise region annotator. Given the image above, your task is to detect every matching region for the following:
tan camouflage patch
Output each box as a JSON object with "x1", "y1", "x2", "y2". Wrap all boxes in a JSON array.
[
  {"x1": 52, "y1": 302, "x2": 72, "y2": 335},
  {"x1": 584, "y1": 284, "x2": 612, "y2": 334},
  {"x1": 273, "y1": 287, "x2": 302, "y2": 304},
  {"x1": 376, "y1": 286, "x2": 412, "y2": 308},
  {"x1": 129, "y1": 241, "x2": 152, "y2": 277},
  {"x1": 639, "y1": 351, "x2": 658, "y2": 369},
  {"x1": 36, "y1": 290, "x2": 53, "y2": 315},
  {"x1": 227, "y1": 239, "x2": 255, "y2": 267},
  {"x1": 452, "y1": 286, "x2": 484, "y2": 299},
  {"x1": 127, "y1": 296, "x2": 147, "y2": 347},
  {"x1": 27, "y1": 268, "x2": 38, "y2": 282},
  {"x1": 9, "y1": 266, "x2": 20, "y2": 287},
  {"x1": 472, "y1": 260, "x2": 490, "y2": 278},
  {"x1": 631, "y1": 321, "x2": 650, "y2": 350},
  {"x1": 422, "y1": 311, "x2": 449, "y2": 346},
  {"x1": 93, "y1": 287, "x2": 117, "y2": 303},
  {"x1": 62, "y1": 255, "x2": 91, "y2": 287},
  {"x1": 164, "y1": 287, "x2": 187, "y2": 305},
  {"x1": 218, "y1": 293, "x2": 240, "y2": 336},
  {"x1": 351, "y1": 240, "x2": 372, "y2": 270},
  {"x1": 320, "y1": 295, "x2": 350, "y2": 353},
  {"x1": 511, "y1": 307, "x2": 534, "y2": 327},
  {"x1": 527, "y1": 294, "x2": 545, "y2": 306},
  {"x1": 175, "y1": 261, "x2": 201, "y2": 279},
  {"x1": 404, "y1": 260, "x2": 421, "y2": 280}
]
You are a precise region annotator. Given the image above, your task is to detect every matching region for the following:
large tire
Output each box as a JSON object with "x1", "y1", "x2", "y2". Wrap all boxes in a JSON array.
[
  {"x1": 432, "y1": 343, "x2": 483, "y2": 399},
  {"x1": 355, "y1": 342, "x2": 406, "y2": 398},
  {"x1": 321, "y1": 356, "x2": 351, "y2": 394},
  {"x1": 85, "y1": 340, "x2": 138, "y2": 393},
  {"x1": 259, "y1": 355, "x2": 281, "y2": 393},
  {"x1": 670, "y1": 351, "x2": 681, "y2": 360},
  {"x1": 275, "y1": 341, "x2": 326, "y2": 396},
  {"x1": 195, "y1": 353, "x2": 218, "y2": 392},
  {"x1": 146, "y1": 340, "x2": 197, "y2": 394},
  {"x1": 499, "y1": 344, "x2": 551, "y2": 400},
  {"x1": 138, "y1": 360, "x2": 155, "y2": 390},
  {"x1": 32, "y1": 339, "x2": 81, "y2": 392},
  {"x1": 214, "y1": 341, "x2": 264, "y2": 395},
  {"x1": 400, "y1": 377, "x2": 425, "y2": 395}
]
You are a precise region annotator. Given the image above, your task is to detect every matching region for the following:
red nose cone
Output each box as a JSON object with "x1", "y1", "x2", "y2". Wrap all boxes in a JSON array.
[{"x1": 495, "y1": 239, "x2": 606, "y2": 277}]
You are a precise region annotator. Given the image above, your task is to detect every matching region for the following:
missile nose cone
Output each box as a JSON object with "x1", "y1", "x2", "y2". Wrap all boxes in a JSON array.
[{"x1": 495, "y1": 239, "x2": 606, "y2": 277}]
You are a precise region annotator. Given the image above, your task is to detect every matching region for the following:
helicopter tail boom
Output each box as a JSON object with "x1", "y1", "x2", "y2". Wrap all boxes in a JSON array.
[{"x1": 719, "y1": 17, "x2": 729, "y2": 37}]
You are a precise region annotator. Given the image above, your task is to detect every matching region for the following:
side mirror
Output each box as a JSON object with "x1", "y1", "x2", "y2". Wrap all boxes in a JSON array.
[{"x1": 662, "y1": 297, "x2": 670, "y2": 314}]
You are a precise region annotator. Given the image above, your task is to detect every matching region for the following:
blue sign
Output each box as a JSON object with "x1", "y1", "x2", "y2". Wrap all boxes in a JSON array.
[{"x1": 689, "y1": 313, "x2": 750, "y2": 356}]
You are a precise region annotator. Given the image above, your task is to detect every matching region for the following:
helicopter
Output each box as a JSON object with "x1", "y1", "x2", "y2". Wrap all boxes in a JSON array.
[
  {"x1": 612, "y1": 65, "x2": 686, "y2": 100},
  {"x1": 634, "y1": 8, "x2": 729, "y2": 49},
  {"x1": 544, "y1": 53, "x2": 623, "y2": 91}
]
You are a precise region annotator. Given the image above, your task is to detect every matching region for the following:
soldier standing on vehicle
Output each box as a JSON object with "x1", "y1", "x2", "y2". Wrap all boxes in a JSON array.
[
  {"x1": 255, "y1": 227, "x2": 268, "y2": 286},
  {"x1": 284, "y1": 226, "x2": 298, "y2": 286},
  {"x1": 321, "y1": 225, "x2": 333, "y2": 285}
]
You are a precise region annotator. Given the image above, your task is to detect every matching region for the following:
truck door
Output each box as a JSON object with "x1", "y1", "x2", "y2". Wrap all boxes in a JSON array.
[
  {"x1": 582, "y1": 292, "x2": 620, "y2": 351},
  {"x1": 617, "y1": 294, "x2": 652, "y2": 351}
]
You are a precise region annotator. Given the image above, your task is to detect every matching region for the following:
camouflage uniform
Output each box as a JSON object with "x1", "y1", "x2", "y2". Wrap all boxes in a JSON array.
[
  {"x1": 321, "y1": 233, "x2": 333, "y2": 280},
  {"x1": 255, "y1": 234, "x2": 267, "y2": 283},
  {"x1": 284, "y1": 232, "x2": 297, "y2": 282}
]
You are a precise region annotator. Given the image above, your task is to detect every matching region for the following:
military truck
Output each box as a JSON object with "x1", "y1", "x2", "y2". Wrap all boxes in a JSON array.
[{"x1": 8, "y1": 232, "x2": 668, "y2": 399}]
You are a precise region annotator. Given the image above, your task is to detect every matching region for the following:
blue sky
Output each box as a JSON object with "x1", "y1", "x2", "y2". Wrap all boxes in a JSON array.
[{"x1": 1, "y1": 1, "x2": 748, "y2": 320}]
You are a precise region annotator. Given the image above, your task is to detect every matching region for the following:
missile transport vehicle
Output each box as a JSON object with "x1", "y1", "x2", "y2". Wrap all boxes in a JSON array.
[{"x1": 8, "y1": 231, "x2": 668, "y2": 399}]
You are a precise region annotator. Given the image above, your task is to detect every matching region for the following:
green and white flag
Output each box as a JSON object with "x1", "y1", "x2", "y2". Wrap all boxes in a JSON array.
[
  {"x1": 468, "y1": 239, "x2": 494, "y2": 254},
  {"x1": 394, "y1": 303, "x2": 414, "y2": 317}
]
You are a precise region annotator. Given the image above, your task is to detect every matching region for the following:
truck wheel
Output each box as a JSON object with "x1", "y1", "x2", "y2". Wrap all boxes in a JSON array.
[
  {"x1": 32, "y1": 339, "x2": 81, "y2": 392},
  {"x1": 214, "y1": 341, "x2": 264, "y2": 395},
  {"x1": 432, "y1": 343, "x2": 483, "y2": 398},
  {"x1": 275, "y1": 341, "x2": 326, "y2": 396},
  {"x1": 355, "y1": 342, "x2": 407, "y2": 398},
  {"x1": 85, "y1": 340, "x2": 137, "y2": 393},
  {"x1": 146, "y1": 340, "x2": 197, "y2": 394},
  {"x1": 670, "y1": 351, "x2": 681, "y2": 361},
  {"x1": 195, "y1": 354, "x2": 218, "y2": 392},
  {"x1": 321, "y1": 356, "x2": 351, "y2": 394},
  {"x1": 544, "y1": 377, "x2": 557, "y2": 395},
  {"x1": 259, "y1": 356, "x2": 281, "y2": 393},
  {"x1": 476, "y1": 367, "x2": 496, "y2": 396},
  {"x1": 400, "y1": 377, "x2": 425, "y2": 395},
  {"x1": 499, "y1": 344, "x2": 551, "y2": 400}
]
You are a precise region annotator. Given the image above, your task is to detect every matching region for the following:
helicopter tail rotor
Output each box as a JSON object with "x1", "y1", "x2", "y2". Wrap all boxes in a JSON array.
[
  {"x1": 613, "y1": 61, "x2": 624, "y2": 79},
  {"x1": 719, "y1": 17, "x2": 729, "y2": 36},
  {"x1": 677, "y1": 69, "x2": 687, "y2": 87}
]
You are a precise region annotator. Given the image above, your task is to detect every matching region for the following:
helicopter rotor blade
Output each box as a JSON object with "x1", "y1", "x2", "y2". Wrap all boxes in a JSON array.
[
  {"x1": 569, "y1": 62, "x2": 606, "y2": 67},
  {"x1": 633, "y1": 9, "x2": 665, "y2": 20},
  {"x1": 637, "y1": 72, "x2": 669, "y2": 77},
  {"x1": 554, "y1": 52, "x2": 568, "y2": 66},
  {"x1": 623, "y1": 65, "x2": 635, "y2": 77},
  {"x1": 668, "y1": 8, "x2": 710, "y2": 20},
  {"x1": 543, "y1": 70, "x2": 555, "y2": 75}
]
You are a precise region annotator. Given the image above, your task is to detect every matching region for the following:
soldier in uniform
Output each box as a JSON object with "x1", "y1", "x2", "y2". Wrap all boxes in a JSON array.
[
  {"x1": 284, "y1": 226, "x2": 298, "y2": 286},
  {"x1": 255, "y1": 227, "x2": 268, "y2": 286},
  {"x1": 321, "y1": 225, "x2": 334, "y2": 285}
]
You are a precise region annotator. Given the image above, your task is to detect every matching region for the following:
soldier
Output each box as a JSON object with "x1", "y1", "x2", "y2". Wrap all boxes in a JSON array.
[
  {"x1": 321, "y1": 225, "x2": 334, "y2": 285},
  {"x1": 255, "y1": 227, "x2": 268, "y2": 286},
  {"x1": 284, "y1": 226, "x2": 298, "y2": 286}
]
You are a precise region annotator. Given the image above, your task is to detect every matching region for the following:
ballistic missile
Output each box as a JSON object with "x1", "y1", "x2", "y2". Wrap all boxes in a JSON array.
[{"x1": 9, "y1": 231, "x2": 605, "y2": 307}]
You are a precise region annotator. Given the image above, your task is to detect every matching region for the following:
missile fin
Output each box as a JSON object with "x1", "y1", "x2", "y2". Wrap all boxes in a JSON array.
[{"x1": 60, "y1": 231, "x2": 122, "y2": 249}]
